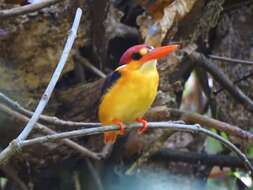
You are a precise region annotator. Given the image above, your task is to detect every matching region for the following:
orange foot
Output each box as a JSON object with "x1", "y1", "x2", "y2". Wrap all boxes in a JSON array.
[
  {"x1": 136, "y1": 118, "x2": 148, "y2": 135},
  {"x1": 112, "y1": 119, "x2": 126, "y2": 135}
]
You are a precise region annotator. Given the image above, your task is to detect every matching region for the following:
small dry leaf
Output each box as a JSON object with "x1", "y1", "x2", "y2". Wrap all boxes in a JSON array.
[{"x1": 137, "y1": 0, "x2": 198, "y2": 46}]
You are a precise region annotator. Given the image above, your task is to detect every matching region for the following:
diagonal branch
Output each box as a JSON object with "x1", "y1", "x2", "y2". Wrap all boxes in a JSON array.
[
  {"x1": 0, "y1": 0, "x2": 62, "y2": 18},
  {"x1": 190, "y1": 51, "x2": 253, "y2": 113},
  {"x1": 0, "y1": 92, "x2": 100, "y2": 128},
  {"x1": 17, "y1": 8, "x2": 82, "y2": 141},
  {"x1": 0, "y1": 8, "x2": 83, "y2": 166},
  {"x1": 0, "y1": 103, "x2": 101, "y2": 160},
  {"x1": 167, "y1": 108, "x2": 253, "y2": 142}
]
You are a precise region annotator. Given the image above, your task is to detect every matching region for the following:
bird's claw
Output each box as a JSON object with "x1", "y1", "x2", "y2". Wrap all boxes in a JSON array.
[
  {"x1": 112, "y1": 119, "x2": 125, "y2": 135},
  {"x1": 136, "y1": 118, "x2": 148, "y2": 135}
]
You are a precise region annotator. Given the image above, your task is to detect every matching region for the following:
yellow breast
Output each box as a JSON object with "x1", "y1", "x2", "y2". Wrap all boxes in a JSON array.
[{"x1": 99, "y1": 60, "x2": 159, "y2": 124}]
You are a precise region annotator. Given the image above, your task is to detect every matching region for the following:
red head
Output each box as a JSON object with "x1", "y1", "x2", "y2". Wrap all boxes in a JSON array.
[{"x1": 119, "y1": 44, "x2": 179, "y2": 65}]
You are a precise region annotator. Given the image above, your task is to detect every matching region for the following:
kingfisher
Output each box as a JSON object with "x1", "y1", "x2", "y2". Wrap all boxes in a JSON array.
[{"x1": 98, "y1": 44, "x2": 179, "y2": 144}]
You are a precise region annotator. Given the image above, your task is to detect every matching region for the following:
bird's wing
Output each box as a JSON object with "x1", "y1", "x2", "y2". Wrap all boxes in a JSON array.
[{"x1": 101, "y1": 70, "x2": 121, "y2": 97}]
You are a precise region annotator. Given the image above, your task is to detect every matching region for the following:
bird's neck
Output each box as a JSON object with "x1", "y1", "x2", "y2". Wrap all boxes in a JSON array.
[{"x1": 139, "y1": 60, "x2": 157, "y2": 73}]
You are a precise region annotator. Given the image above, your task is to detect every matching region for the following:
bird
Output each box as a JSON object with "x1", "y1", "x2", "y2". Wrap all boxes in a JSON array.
[{"x1": 98, "y1": 44, "x2": 179, "y2": 144}]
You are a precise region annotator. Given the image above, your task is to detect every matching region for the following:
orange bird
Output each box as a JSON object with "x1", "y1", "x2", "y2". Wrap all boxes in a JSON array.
[{"x1": 98, "y1": 44, "x2": 179, "y2": 144}]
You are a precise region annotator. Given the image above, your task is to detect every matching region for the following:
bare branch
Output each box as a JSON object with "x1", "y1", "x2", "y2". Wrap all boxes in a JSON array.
[
  {"x1": 0, "y1": 92, "x2": 100, "y2": 128},
  {"x1": 208, "y1": 54, "x2": 253, "y2": 65},
  {"x1": 152, "y1": 148, "x2": 253, "y2": 168},
  {"x1": 0, "y1": 0, "x2": 62, "y2": 18},
  {"x1": 1, "y1": 92, "x2": 253, "y2": 142},
  {"x1": 0, "y1": 103, "x2": 101, "y2": 160},
  {"x1": 74, "y1": 52, "x2": 106, "y2": 78},
  {"x1": 85, "y1": 158, "x2": 104, "y2": 190},
  {"x1": 17, "y1": 8, "x2": 82, "y2": 141},
  {"x1": 0, "y1": 8, "x2": 83, "y2": 165},
  {"x1": 125, "y1": 124, "x2": 253, "y2": 175},
  {"x1": 190, "y1": 51, "x2": 253, "y2": 113},
  {"x1": 0, "y1": 100, "x2": 252, "y2": 174},
  {"x1": 214, "y1": 71, "x2": 253, "y2": 95},
  {"x1": 167, "y1": 108, "x2": 253, "y2": 142},
  {"x1": 10, "y1": 122, "x2": 253, "y2": 175}
]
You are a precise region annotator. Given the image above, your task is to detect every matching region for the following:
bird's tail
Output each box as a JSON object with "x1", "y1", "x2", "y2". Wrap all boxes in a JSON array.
[{"x1": 104, "y1": 132, "x2": 118, "y2": 144}]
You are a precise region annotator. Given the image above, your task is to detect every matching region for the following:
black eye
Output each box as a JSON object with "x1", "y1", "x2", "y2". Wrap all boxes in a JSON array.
[{"x1": 131, "y1": 52, "x2": 142, "y2": 60}]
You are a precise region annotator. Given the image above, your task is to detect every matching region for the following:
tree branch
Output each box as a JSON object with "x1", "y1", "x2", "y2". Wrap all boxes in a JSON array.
[
  {"x1": 1, "y1": 92, "x2": 253, "y2": 143},
  {"x1": 208, "y1": 54, "x2": 253, "y2": 65},
  {"x1": 0, "y1": 103, "x2": 101, "y2": 160},
  {"x1": 0, "y1": 8, "x2": 83, "y2": 165},
  {"x1": 0, "y1": 92, "x2": 100, "y2": 128},
  {"x1": 190, "y1": 51, "x2": 253, "y2": 113},
  {"x1": 152, "y1": 148, "x2": 253, "y2": 168},
  {"x1": 5, "y1": 122, "x2": 252, "y2": 175},
  {"x1": 167, "y1": 108, "x2": 253, "y2": 142},
  {"x1": 0, "y1": 100, "x2": 252, "y2": 174},
  {"x1": 214, "y1": 71, "x2": 253, "y2": 95},
  {"x1": 74, "y1": 52, "x2": 106, "y2": 78},
  {"x1": 0, "y1": 0, "x2": 62, "y2": 18},
  {"x1": 85, "y1": 158, "x2": 104, "y2": 190},
  {"x1": 17, "y1": 8, "x2": 82, "y2": 141}
]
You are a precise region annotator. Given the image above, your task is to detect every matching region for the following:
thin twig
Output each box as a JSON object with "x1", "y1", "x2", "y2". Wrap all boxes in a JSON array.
[
  {"x1": 125, "y1": 125, "x2": 253, "y2": 175},
  {"x1": 0, "y1": 103, "x2": 100, "y2": 160},
  {"x1": 214, "y1": 71, "x2": 253, "y2": 95},
  {"x1": 1, "y1": 92, "x2": 253, "y2": 142},
  {"x1": 125, "y1": 129, "x2": 175, "y2": 175},
  {"x1": 208, "y1": 54, "x2": 253, "y2": 65},
  {"x1": 0, "y1": 0, "x2": 62, "y2": 18},
  {"x1": 0, "y1": 8, "x2": 83, "y2": 165},
  {"x1": 85, "y1": 158, "x2": 104, "y2": 190},
  {"x1": 6, "y1": 122, "x2": 252, "y2": 175},
  {"x1": 190, "y1": 51, "x2": 253, "y2": 113},
  {"x1": 166, "y1": 108, "x2": 253, "y2": 142},
  {"x1": 0, "y1": 92, "x2": 100, "y2": 128},
  {"x1": 17, "y1": 8, "x2": 82, "y2": 141},
  {"x1": 74, "y1": 52, "x2": 106, "y2": 78}
]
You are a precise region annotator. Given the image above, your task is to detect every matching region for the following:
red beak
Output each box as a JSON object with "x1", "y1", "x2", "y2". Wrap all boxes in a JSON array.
[{"x1": 140, "y1": 44, "x2": 179, "y2": 63}]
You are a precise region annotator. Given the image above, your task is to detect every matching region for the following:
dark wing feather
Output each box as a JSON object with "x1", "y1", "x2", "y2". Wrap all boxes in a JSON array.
[{"x1": 101, "y1": 70, "x2": 121, "y2": 97}]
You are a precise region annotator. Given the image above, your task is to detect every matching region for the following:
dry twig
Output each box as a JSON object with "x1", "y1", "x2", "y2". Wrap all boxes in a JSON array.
[
  {"x1": 190, "y1": 51, "x2": 253, "y2": 113},
  {"x1": 0, "y1": 103, "x2": 100, "y2": 160},
  {"x1": 0, "y1": 92, "x2": 100, "y2": 128},
  {"x1": 85, "y1": 158, "x2": 104, "y2": 190},
  {"x1": 214, "y1": 71, "x2": 253, "y2": 95},
  {"x1": 152, "y1": 148, "x2": 253, "y2": 168},
  {"x1": 3, "y1": 122, "x2": 251, "y2": 175},
  {"x1": 1, "y1": 92, "x2": 253, "y2": 142},
  {"x1": 0, "y1": 0, "x2": 62, "y2": 18},
  {"x1": 0, "y1": 8, "x2": 82, "y2": 165},
  {"x1": 208, "y1": 54, "x2": 253, "y2": 65},
  {"x1": 74, "y1": 52, "x2": 106, "y2": 78},
  {"x1": 17, "y1": 8, "x2": 82, "y2": 141}
]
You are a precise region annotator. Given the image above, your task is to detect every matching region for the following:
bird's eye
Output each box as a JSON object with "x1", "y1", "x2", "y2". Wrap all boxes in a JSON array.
[
  {"x1": 139, "y1": 48, "x2": 148, "y2": 56},
  {"x1": 131, "y1": 52, "x2": 142, "y2": 60}
]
